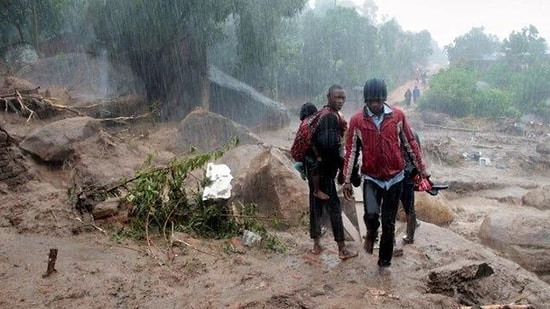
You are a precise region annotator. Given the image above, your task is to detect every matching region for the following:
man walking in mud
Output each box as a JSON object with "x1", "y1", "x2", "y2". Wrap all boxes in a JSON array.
[
  {"x1": 309, "y1": 85, "x2": 357, "y2": 260},
  {"x1": 342, "y1": 78, "x2": 428, "y2": 269}
]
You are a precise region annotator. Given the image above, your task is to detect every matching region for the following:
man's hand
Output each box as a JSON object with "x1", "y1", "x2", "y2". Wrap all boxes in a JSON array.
[{"x1": 343, "y1": 183, "x2": 354, "y2": 201}]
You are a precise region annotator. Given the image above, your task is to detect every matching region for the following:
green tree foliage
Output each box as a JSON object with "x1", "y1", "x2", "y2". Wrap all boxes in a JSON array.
[
  {"x1": 444, "y1": 27, "x2": 500, "y2": 66},
  {"x1": 299, "y1": 7, "x2": 377, "y2": 95},
  {"x1": 0, "y1": 0, "x2": 69, "y2": 50},
  {"x1": 233, "y1": 0, "x2": 306, "y2": 90},
  {"x1": 88, "y1": 0, "x2": 306, "y2": 120},
  {"x1": 420, "y1": 67, "x2": 516, "y2": 118},
  {"x1": 503, "y1": 25, "x2": 547, "y2": 68},
  {"x1": 423, "y1": 25, "x2": 550, "y2": 119},
  {"x1": 419, "y1": 68, "x2": 479, "y2": 117}
]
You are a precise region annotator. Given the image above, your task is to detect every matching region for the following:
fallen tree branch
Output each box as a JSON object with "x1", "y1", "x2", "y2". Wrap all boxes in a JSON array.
[
  {"x1": 42, "y1": 99, "x2": 87, "y2": 117},
  {"x1": 98, "y1": 113, "x2": 152, "y2": 126},
  {"x1": 73, "y1": 217, "x2": 108, "y2": 235},
  {"x1": 171, "y1": 236, "x2": 221, "y2": 258}
]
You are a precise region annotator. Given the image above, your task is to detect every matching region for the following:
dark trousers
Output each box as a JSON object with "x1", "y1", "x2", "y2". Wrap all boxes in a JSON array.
[
  {"x1": 309, "y1": 173, "x2": 345, "y2": 242},
  {"x1": 400, "y1": 174, "x2": 415, "y2": 216},
  {"x1": 363, "y1": 180, "x2": 403, "y2": 266}
]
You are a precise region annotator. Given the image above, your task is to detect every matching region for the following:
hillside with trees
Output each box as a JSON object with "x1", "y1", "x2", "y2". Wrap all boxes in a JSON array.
[{"x1": 421, "y1": 25, "x2": 550, "y2": 122}]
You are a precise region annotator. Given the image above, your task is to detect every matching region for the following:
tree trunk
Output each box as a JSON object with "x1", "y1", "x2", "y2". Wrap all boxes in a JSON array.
[
  {"x1": 16, "y1": 24, "x2": 24, "y2": 43},
  {"x1": 195, "y1": 37, "x2": 210, "y2": 111},
  {"x1": 32, "y1": 1, "x2": 40, "y2": 53}
]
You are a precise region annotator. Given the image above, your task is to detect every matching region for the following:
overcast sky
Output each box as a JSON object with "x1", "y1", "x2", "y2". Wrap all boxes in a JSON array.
[{"x1": 337, "y1": 0, "x2": 550, "y2": 48}]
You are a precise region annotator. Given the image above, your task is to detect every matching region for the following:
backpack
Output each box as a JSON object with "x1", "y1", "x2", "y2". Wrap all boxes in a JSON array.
[{"x1": 290, "y1": 107, "x2": 332, "y2": 162}]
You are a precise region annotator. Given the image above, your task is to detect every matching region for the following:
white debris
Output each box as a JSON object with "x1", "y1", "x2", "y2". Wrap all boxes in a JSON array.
[{"x1": 202, "y1": 163, "x2": 233, "y2": 200}]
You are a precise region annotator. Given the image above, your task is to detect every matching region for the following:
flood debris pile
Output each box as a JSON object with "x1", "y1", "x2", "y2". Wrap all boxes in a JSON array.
[{"x1": 0, "y1": 75, "x2": 85, "y2": 120}]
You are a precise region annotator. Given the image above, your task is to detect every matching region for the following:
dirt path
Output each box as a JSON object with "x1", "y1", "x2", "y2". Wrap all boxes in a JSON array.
[{"x1": 2, "y1": 80, "x2": 550, "y2": 308}]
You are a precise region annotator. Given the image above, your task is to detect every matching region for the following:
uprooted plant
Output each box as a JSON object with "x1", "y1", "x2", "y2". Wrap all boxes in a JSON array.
[{"x1": 71, "y1": 137, "x2": 286, "y2": 255}]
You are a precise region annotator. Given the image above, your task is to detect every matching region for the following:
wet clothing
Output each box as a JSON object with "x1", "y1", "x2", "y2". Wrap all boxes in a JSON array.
[
  {"x1": 343, "y1": 105, "x2": 425, "y2": 182},
  {"x1": 401, "y1": 131, "x2": 421, "y2": 216},
  {"x1": 309, "y1": 171, "x2": 345, "y2": 242},
  {"x1": 400, "y1": 174, "x2": 415, "y2": 217},
  {"x1": 312, "y1": 106, "x2": 346, "y2": 179},
  {"x1": 363, "y1": 180, "x2": 402, "y2": 267},
  {"x1": 308, "y1": 105, "x2": 347, "y2": 241},
  {"x1": 342, "y1": 104, "x2": 426, "y2": 267}
]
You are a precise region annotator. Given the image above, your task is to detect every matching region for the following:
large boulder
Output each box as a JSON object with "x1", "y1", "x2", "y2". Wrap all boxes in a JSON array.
[
  {"x1": 209, "y1": 66, "x2": 290, "y2": 131},
  {"x1": 19, "y1": 117, "x2": 100, "y2": 162},
  {"x1": 479, "y1": 209, "x2": 550, "y2": 276},
  {"x1": 522, "y1": 185, "x2": 550, "y2": 210},
  {"x1": 0, "y1": 76, "x2": 37, "y2": 95},
  {"x1": 218, "y1": 144, "x2": 307, "y2": 228},
  {"x1": 414, "y1": 193, "x2": 455, "y2": 225},
  {"x1": 176, "y1": 109, "x2": 262, "y2": 153}
]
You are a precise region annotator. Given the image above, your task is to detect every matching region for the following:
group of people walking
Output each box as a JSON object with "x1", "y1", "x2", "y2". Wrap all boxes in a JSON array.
[{"x1": 293, "y1": 78, "x2": 429, "y2": 269}]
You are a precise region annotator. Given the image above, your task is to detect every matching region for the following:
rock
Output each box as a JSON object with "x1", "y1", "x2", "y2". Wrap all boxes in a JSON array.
[
  {"x1": 175, "y1": 109, "x2": 262, "y2": 153},
  {"x1": 522, "y1": 185, "x2": 550, "y2": 210},
  {"x1": 219, "y1": 144, "x2": 307, "y2": 228},
  {"x1": 414, "y1": 193, "x2": 454, "y2": 225},
  {"x1": 19, "y1": 117, "x2": 100, "y2": 162},
  {"x1": 413, "y1": 223, "x2": 550, "y2": 306},
  {"x1": 479, "y1": 209, "x2": 550, "y2": 276},
  {"x1": 92, "y1": 198, "x2": 120, "y2": 220},
  {"x1": 209, "y1": 65, "x2": 290, "y2": 131},
  {"x1": 0, "y1": 76, "x2": 37, "y2": 96},
  {"x1": 427, "y1": 260, "x2": 494, "y2": 294},
  {"x1": 536, "y1": 137, "x2": 550, "y2": 156}
]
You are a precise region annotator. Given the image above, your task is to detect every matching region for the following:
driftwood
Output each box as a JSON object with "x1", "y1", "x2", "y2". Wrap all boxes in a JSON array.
[
  {"x1": 2, "y1": 91, "x2": 152, "y2": 124},
  {"x1": 1, "y1": 91, "x2": 60, "y2": 120},
  {"x1": 428, "y1": 262, "x2": 494, "y2": 294},
  {"x1": 42, "y1": 248, "x2": 58, "y2": 278},
  {"x1": 460, "y1": 305, "x2": 533, "y2": 309},
  {"x1": 427, "y1": 261, "x2": 496, "y2": 306}
]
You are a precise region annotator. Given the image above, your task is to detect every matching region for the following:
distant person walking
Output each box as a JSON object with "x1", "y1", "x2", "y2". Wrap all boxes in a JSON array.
[
  {"x1": 404, "y1": 88, "x2": 412, "y2": 107},
  {"x1": 412, "y1": 85, "x2": 420, "y2": 104}
]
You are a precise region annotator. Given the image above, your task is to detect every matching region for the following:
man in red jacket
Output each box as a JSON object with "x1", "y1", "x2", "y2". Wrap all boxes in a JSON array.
[{"x1": 342, "y1": 78, "x2": 429, "y2": 269}]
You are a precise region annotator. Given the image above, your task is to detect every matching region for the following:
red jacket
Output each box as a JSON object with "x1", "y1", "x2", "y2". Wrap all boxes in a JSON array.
[{"x1": 343, "y1": 105, "x2": 425, "y2": 182}]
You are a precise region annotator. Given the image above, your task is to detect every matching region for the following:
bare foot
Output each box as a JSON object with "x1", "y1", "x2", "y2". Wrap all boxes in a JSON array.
[
  {"x1": 338, "y1": 248, "x2": 358, "y2": 260},
  {"x1": 313, "y1": 190, "x2": 330, "y2": 200},
  {"x1": 310, "y1": 244, "x2": 324, "y2": 255}
]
